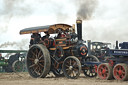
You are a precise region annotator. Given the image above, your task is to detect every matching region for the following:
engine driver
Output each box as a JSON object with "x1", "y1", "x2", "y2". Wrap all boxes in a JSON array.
[
  {"x1": 41, "y1": 31, "x2": 50, "y2": 41},
  {"x1": 30, "y1": 32, "x2": 41, "y2": 46}
]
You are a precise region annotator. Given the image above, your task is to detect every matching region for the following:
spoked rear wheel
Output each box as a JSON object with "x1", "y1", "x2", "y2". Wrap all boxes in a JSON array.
[
  {"x1": 97, "y1": 63, "x2": 113, "y2": 80},
  {"x1": 62, "y1": 56, "x2": 81, "y2": 79},
  {"x1": 27, "y1": 44, "x2": 51, "y2": 78},
  {"x1": 83, "y1": 55, "x2": 99, "y2": 77},
  {"x1": 113, "y1": 63, "x2": 128, "y2": 81}
]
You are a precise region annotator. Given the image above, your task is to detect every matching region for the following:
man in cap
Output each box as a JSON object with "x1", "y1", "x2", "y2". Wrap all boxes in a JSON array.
[{"x1": 30, "y1": 32, "x2": 41, "y2": 46}]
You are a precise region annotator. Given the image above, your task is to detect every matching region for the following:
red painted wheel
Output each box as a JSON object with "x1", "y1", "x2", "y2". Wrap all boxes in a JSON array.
[
  {"x1": 97, "y1": 63, "x2": 113, "y2": 80},
  {"x1": 113, "y1": 63, "x2": 128, "y2": 81}
]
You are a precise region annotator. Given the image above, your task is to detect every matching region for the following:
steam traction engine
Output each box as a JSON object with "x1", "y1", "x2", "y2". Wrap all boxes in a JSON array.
[
  {"x1": 96, "y1": 41, "x2": 128, "y2": 81},
  {"x1": 20, "y1": 20, "x2": 99, "y2": 79}
]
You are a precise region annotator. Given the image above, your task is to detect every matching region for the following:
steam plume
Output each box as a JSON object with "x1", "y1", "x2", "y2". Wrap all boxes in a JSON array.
[
  {"x1": 0, "y1": 42, "x2": 16, "y2": 48},
  {"x1": 76, "y1": 0, "x2": 98, "y2": 20},
  {"x1": 0, "y1": 39, "x2": 28, "y2": 50}
]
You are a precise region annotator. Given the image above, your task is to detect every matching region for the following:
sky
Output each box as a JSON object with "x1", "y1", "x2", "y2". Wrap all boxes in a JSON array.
[{"x1": 0, "y1": 0, "x2": 128, "y2": 50}]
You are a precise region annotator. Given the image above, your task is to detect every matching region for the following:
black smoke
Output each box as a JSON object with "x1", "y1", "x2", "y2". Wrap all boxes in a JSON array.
[{"x1": 76, "y1": 0, "x2": 98, "y2": 20}]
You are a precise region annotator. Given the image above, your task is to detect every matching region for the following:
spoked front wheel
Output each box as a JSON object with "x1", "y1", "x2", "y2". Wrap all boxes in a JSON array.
[{"x1": 62, "y1": 56, "x2": 81, "y2": 79}]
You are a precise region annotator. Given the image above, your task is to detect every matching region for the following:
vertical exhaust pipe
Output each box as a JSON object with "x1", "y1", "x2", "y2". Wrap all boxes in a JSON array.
[
  {"x1": 76, "y1": 20, "x2": 82, "y2": 40},
  {"x1": 115, "y1": 40, "x2": 119, "y2": 49},
  {"x1": 87, "y1": 40, "x2": 91, "y2": 56}
]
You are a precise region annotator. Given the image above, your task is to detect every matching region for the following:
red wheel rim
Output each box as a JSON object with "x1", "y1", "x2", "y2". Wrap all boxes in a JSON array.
[
  {"x1": 98, "y1": 64, "x2": 109, "y2": 79},
  {"x1": 113, "y1": 65, "x2": 125, "y2": 80}
]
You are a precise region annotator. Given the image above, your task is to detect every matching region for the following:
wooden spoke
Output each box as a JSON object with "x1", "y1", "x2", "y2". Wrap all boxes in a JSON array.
[
  {"x1": 65, "y1": 65, "x2": 70, "y2": 68},
  {"x1": 36, "y1": 65, "x2": 42, "y2": 74},
  {"x1": 29, "y1": 64, "x2": 36, "y2": 68},
  {"x1": 37, "y1": 50, "x2": 42, "y2": 58},
  {"x1": 39, "y1": 60, "x2": 44, "y2": 63},
  {"x1": 31, "y1": 66, "x2": 38, "y2": 74},
  {"x1": 72, "y1": 68, "x2": 78, "y2": 72},
  {"x1": 34, "y1": 48, "x2": 39, "y2": 58},
  {"x1": 66, "y1": 68, "x2": 69, "y2": 70},
  {"x1": 67, "y1": 70, "x2": 71, "y2": 75},
  {"x1": 39, "y1": 55, "x2": 44, "y2": 60},
  {"x1": 31, "y1": 51, "x2": 37, "y2": 58},
  {"x1": 69, "y1": 59, "x2": 72, "y2": 65},
  {"x1": 73, "y1": 62, "x2": 77, "y2": 67},
  {"x1": 72, "y1": 70, "x2": 75, "y2": 77},
  {"x1": 39, "y1": 63, "x2": 44, "y2": 68},
  {"x1": 28, "y1": 57, "x2": 35, "y2": 61}
]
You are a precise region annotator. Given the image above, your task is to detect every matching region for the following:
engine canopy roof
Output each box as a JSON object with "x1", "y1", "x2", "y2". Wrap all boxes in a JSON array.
[{"x1": 19, "y1": 24, "x2": 72, "y2": 35}]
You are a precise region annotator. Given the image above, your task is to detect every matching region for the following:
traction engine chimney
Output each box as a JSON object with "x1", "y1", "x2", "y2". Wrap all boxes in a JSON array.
[{"x1": 76, "y1": 20, "x2": 82, "y2": 40}]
